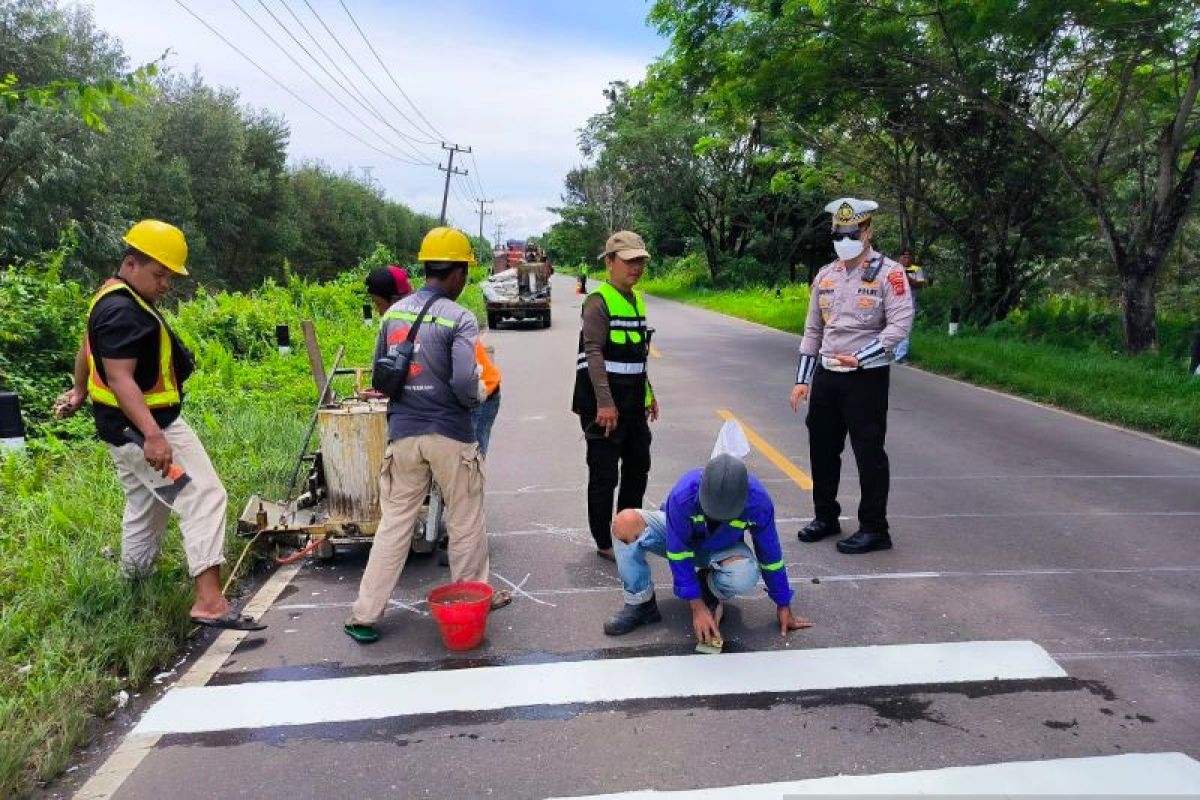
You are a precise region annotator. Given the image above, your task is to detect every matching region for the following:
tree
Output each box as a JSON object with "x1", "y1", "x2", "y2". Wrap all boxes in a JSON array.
[{"x1": 650, "y1": 0, "x2": 1200, "y2": 350}]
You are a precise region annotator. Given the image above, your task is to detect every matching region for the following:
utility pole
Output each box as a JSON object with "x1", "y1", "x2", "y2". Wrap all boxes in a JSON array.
[
  {"x1": 359, "y1": 165, "x2": 374, "y2": 189},
  {"x1": 476, "y1": 198, "x2": 494, "y2": 243},
  {"x1": 494, "y1": 222, "x2": 505, "y2": 246},
  {"x1": 438, "y1": 142, "x2": 471, "y2": 225}
]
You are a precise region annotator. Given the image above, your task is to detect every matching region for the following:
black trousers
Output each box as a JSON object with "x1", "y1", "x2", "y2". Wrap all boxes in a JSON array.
[
  {"x1": 580, "y1": 410, "x2": 652, "y2": 550},
  {"x1": 805, "y1": 366, "x2": 891, "y2": 533}
]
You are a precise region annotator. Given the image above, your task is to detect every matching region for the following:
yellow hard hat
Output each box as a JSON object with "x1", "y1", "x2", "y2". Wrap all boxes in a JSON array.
[
  {"x1": 123, "y1": 219, "x2": 189, "y2": 275},
  {"x1": 417, "y1": 227, "x2": 476, "y2": 265}
]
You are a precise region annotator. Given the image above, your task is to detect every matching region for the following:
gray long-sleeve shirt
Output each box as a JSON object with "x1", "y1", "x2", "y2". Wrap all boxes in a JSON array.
[
  {"x1": 796, "y1": 250, "x2": 914, "y2": 384},
  {"x1": 375, "y1": 287, "x2": 481, "y2": 443}
]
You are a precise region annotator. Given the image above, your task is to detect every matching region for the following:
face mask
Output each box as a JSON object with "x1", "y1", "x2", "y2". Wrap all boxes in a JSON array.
[{"x1": 833, "y1": 238, "x2": 864, "y2": 260}]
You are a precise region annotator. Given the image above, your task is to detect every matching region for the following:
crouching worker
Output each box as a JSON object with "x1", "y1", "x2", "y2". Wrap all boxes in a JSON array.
[
  {"x1": 603, "y1": 454, "x2": 812, "y2": 644},
  {"x1": 54, "y1": 220, "x2": 264, "y2": 631}
]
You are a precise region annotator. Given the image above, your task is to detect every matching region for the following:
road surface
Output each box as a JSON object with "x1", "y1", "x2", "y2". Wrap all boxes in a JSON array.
[{"x1": 70, "y1": 275, "x2": 1200, "y2": 799}]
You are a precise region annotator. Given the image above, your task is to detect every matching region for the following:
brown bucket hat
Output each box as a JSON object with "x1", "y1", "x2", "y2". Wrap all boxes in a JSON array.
[{"x1": 598, "y1": 231, "x2": 650, "y2": 261}]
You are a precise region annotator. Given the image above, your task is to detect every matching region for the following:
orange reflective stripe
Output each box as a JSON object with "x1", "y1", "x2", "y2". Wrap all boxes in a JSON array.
[{"x1": 86, "y1": 280, "x2": 181, "y2": 409}]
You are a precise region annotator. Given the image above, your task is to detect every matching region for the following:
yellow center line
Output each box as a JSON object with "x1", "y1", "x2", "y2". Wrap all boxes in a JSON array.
[
  {"x1": 649, "y1": 344, "x2": 663, "y2": 358},
  {"x1": 717, "y1": 408, "x2": 813, "y2": 491}
]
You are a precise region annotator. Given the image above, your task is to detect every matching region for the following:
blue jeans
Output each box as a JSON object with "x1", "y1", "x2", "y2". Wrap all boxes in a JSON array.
[
  {"x1": 614, "y1": 510, "x2": 760, "y2": 605},
  {"x1": 470, "y1": 389, "x2": 501, "y2": 457}
]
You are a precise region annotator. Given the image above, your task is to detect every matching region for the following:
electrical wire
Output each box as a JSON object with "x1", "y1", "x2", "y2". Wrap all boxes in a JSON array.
[
  {"x1": 338, "y1": 0, "x2": 447, "y2": 143},
  {"x1": 230, "y1": 0, "x2": 434, "y2": 165},
  {"x1": 272, "y1": 0, "x2": 440, "y2": 148},
  {"x1": 173, "y1": 0, "x2": 431, "y2": 167},
  {"x1": 300, "y1": 0, "x2": 442, "y2": 146}
]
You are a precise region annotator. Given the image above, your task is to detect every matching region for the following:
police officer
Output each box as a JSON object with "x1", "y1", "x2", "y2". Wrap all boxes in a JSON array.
[
  {"x1": 789, "y1": 198, "x2": 913, "y2": 554},
  {"x1": 572, "y1": 231, "x2": 659, "y2": 561}
]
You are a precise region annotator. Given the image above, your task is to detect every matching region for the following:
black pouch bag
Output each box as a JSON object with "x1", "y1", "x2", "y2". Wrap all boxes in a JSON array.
[{"x1": 372, "y1": 292, "x2": 442, "y2": 400}]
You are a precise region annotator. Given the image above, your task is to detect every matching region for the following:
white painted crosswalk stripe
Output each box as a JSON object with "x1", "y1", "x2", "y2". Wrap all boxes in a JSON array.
[
  {"x1": 133, "y1": 640, "x2": 1064, "y2": 736},
  {"x1": 548, "y1": 752, "x2": 1200, "y2": 798}
]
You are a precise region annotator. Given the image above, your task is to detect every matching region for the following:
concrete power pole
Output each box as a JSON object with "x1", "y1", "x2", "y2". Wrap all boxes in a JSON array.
[
  {"x1": 476, "y1": 198, "x2": 494, "y2": 242},
  {"x1": 438, "y1": 142, "x2": 471, "y2": 225}
]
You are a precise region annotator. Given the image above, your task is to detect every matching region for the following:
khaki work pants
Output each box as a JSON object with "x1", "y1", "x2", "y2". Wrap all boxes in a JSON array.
[
  {"x1": 106, "y1": 417, "x2": 228, "y2": 578},
  {"x1": 350, "y1": 434, "x2": 488, "y2": 626}
]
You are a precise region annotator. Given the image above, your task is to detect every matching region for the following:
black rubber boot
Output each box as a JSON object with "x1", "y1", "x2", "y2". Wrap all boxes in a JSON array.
[
  {"x1": 603, "y1": 595, "x2": 662, "y2": 636},
  {"x1": 797, "y1": 518, "x2": 842, "y2": 543}
]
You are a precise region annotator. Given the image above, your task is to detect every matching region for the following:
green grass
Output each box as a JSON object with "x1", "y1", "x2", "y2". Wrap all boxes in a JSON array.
[
  {"x1": 640, "y1": 276, "x2": 1199, "y2": 447},
  {"x1": 640, "y1": 272, "x2": 811, "y2": 333},
  {"x1": 0, "y1": 277, "x2": 387, "y2": 797}
]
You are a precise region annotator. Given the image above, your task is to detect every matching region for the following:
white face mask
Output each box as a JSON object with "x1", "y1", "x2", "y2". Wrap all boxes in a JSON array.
[{"x1": 833, "y1": 237, "x2": 864, "y2": 260}]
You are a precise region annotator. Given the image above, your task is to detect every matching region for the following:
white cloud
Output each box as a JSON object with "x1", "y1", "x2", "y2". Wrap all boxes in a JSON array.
[{"x1": 81, "y1": 0, "x2": 659, "y2": 237}]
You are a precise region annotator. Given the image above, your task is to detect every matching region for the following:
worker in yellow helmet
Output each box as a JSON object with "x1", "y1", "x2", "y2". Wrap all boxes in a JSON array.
[{"x1": 55, "y1": 220, "x2": 264, "y2": 631}]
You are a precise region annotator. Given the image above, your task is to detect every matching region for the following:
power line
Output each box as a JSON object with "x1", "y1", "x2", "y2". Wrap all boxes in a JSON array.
[
  {"x1": 338, "y1": 0, "x2": 447, "y2": 143},
  {"x1": 229, "y1": 0, "x2": 432, "y2": 165},
  {"x1": 253, "y1": 0, "x2": 438, "y2": 160},
  {"x1": 274, "y1": 0, "x2": 440, "y2": 148},
  {"x1": 172, "y1": 0, "x2": 430, "y2": 168},
  {"x1": 467, "y1": 150, "x2": 488, "y2": 200},
  {"x1": 300, "y1": 0, "x2": 442, "y2": 147}
]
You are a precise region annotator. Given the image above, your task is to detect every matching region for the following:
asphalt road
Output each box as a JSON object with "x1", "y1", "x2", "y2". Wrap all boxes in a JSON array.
[{"x1": 70, "y1": 274, "x2": 1200, "y2": 799}]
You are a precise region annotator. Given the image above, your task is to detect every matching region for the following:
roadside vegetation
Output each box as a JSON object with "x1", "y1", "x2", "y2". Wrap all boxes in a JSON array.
[{"x1": 0, "y1": 240, "x2": 487, "y2": 796}]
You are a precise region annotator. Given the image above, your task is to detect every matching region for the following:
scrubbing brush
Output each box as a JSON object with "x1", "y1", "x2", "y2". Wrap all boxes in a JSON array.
[{"x1": 694, "y1": 636, "x2": 724, "y2": 655}]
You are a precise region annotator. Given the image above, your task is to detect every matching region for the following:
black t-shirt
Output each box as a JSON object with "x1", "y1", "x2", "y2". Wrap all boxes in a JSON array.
[{"x1": 88, "y1": 281, "x2": 195, "y2": 445}]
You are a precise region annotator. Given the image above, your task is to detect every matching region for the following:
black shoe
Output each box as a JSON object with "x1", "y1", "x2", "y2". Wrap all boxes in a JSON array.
[
  {"x1": 797, "y1": 518, "x2": 841, "y2": 543},
  {"x1": 603, "y1": 596, "x2": 662, "y2": 636},
  {"x1": 836, "y1": 530, "x2": 893, "y2": 554}
]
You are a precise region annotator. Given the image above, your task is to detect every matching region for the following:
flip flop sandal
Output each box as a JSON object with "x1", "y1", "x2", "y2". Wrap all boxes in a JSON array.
[
  {"x1": 343, "y1": 623, "x2": 380, "y2": 644},
  {"x1": 191, "y1": 612, "x2": 267, "y2": 631},
  {"x1": 490, "y1": 590, "x2": 513, "y2": 611}
]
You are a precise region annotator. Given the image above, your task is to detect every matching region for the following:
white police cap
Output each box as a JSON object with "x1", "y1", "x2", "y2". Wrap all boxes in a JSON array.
[{"x1": 825, "y1": 197, "x2": 879, "y2": 227}]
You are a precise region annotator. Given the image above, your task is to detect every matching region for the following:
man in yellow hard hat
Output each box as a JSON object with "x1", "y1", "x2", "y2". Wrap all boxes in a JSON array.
[
  {"x1": 345, "y1": 226, "x2": 509, "y2": 644},
  {"x1": 55, "y1": 220, "x2": 263, "y2": 631}
]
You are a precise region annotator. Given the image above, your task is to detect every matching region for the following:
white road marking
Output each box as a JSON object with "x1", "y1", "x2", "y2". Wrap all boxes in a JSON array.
[
  {"x1": 272, "y1": 563, "x2": 1200, "y2": 613},
  {"x1": 487, "y1": 474, "x2": 1200, "y2": 495},
  {"x1": 73, "y1": 562, "x2": 304, "y2": 800},
  {"x1": 549, "y1": 752, "x2": 1200, "y2": 798},
  {"x1": 1055, "y1": 649, "x2": 1200, "y2": 661},
  {"x1": 132, "y1": 640, "x2": 1064, "y2": 735},
  {"x1": 493, "y1": 570, "x2": 556, "y2": 607}
]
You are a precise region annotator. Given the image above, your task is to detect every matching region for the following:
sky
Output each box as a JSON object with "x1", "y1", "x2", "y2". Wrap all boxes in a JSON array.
[{"x1": 82, "y1": 0, "x2": 666, "y2": 240}]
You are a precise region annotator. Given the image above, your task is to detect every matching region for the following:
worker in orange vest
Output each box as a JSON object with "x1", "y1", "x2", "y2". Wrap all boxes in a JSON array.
[{"x1": 55, "y1": 220, "x2": 263, "y2": 631}]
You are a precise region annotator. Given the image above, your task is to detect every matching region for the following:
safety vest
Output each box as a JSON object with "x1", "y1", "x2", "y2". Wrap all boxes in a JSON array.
[
  {"x1": 666, "y1": 514, "x2": 785, "y2": 574},
  {"x1": 86, "y1": 279, "x2": 181, "y2": 409},
  {"x1": 573, "y1": 282, "x2": 651, "y2": 414}
]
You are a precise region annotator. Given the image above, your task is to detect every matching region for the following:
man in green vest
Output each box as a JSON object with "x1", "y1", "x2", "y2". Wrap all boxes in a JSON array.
[
  {"x1": 572, "y1": 231, "x2": 659, "y2": 561},
  {"x1": 55, "y1": 220, "x2": 262, "y2": 631}
]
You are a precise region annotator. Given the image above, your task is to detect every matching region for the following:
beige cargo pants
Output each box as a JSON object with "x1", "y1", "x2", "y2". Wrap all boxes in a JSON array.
[
  {"x1": 350, "y1": 433, "x2": 488, "y2": 626},
  {"x1": 106, "y1": 417, "x2": 228, "y2": 579}
]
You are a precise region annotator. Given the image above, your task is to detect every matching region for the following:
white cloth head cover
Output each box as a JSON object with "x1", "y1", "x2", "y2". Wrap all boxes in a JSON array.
[{"x1": 711, "y1": 419, "x2": 751, "y2": 461}]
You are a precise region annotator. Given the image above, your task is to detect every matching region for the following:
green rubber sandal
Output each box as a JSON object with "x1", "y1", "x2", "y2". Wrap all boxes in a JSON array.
[{"x1": 343, "y1": 623, "x2": 380, "y2": 644}]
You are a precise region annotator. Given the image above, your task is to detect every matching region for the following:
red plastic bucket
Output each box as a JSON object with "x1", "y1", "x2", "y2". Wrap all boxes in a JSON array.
[{"x1": 428, "y1": 581, "x2": 494, "y2": 651}]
